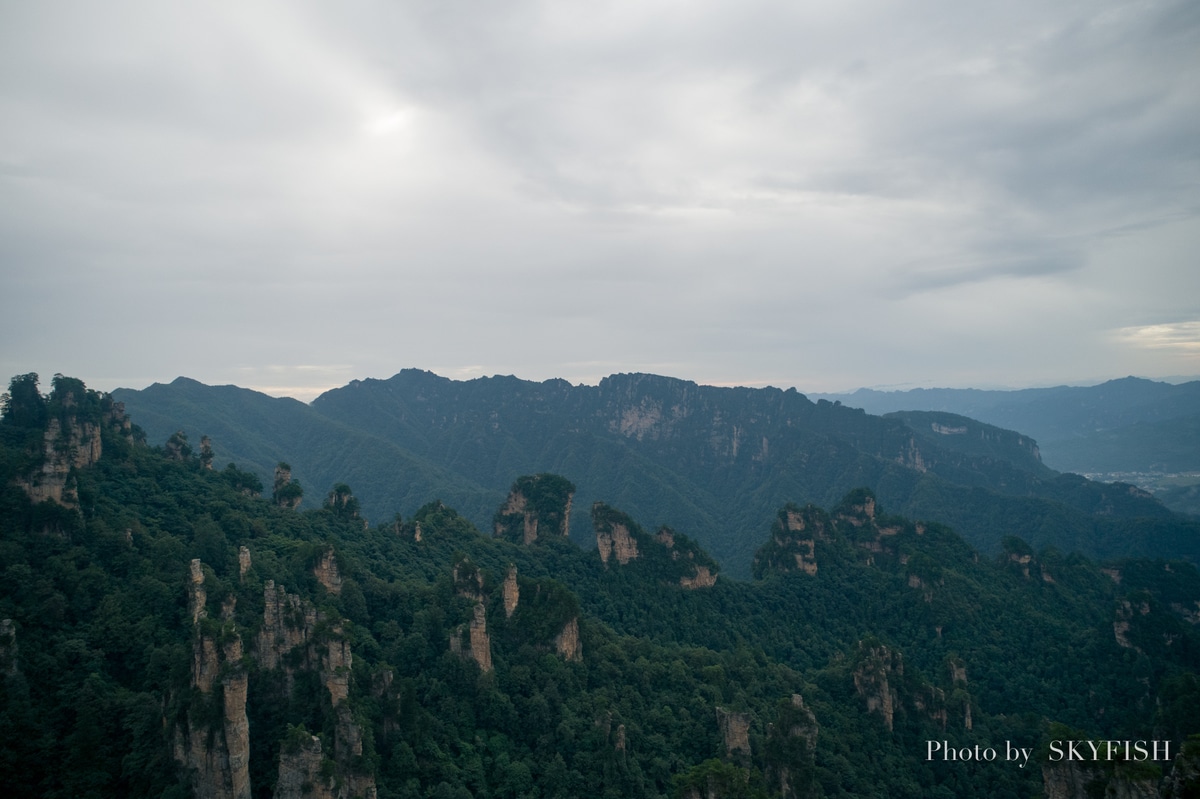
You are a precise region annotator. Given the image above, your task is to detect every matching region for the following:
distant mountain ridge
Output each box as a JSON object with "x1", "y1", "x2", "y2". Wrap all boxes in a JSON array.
[
  {"x1": 114, "y1": 370, "x2": 1200, "y2": 576},
  {"x1": 811, "y1": 376, "x2": 1200, "y2": 475}
]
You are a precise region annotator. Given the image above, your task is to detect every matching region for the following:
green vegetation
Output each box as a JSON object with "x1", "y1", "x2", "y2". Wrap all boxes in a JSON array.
[
  {"x1": 115, "y1": 371, "x2": 1200, "y2": 578},
  {"x1": 2, "y1": 375, "x2": 1199, "y2": 797}
]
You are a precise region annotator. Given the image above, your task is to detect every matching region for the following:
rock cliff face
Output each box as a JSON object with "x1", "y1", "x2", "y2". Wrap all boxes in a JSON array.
[
  {"x1": 593, "y1": 503, "x2": 641, "y2": 566},
  {"x1": 173, "y1": 559, "x2": 251, "y2": 799},
  {"x1": 1041, "y1": 761, "x2": 1160, "y2": 799},
  {"x1": 753, "y1": 504, "x2": 829, "y2": 577},
  {"x1": 765, "y1": 694, "x2": 819, "y2": 799},
  {"x1": 276, "y1": 734, "x2": 336, "y2": 799},
  {"x1": 255, "y1": 579, "x2": 377, "y2": 797},
  {"x1": 852, "y1": 644, "x2": 901, "y2": 732},
  {"x1": 15, "y1": 392, "x2": 126, "y2": 506},
  {"x1": 238, "y1": 546, "x2": 252, "y2": 581},
  {"x1": 554, "y1": 617, "x2": 582, "y2": 662},
  {"x1": 468, "y1": 603, "x2": 493, "y2": 673},
  {"x1": 493, "y1": 474, "x2": 575, "y2": 544},
  {"x1": 314, "y1": 548, "x2": 343, "y2": 596},
  {"x1": 503, "y1": 565, "x2": 519, "y2": 618},
  {"x1": 656, "y1": 526, "x2": 719, "y2": 588},
  {"x1": 716, "y1": 707, "x2": 752, "y2": 761},
  {"x1": 451, "y1": 604, "x2": 494, "y2": 673}
]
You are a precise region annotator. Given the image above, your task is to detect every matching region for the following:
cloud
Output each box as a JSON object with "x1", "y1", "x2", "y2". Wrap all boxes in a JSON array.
[
  {"x1": 1117, "y1": 321, "x2": 1200, "y2": 353},
  {"x1": 2, "y1": 0, "x2": 1197, "y2": 396}
]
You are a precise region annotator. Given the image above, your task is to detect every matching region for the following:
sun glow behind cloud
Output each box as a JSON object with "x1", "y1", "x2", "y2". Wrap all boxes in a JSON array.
[{"x1": 1117, "y1": 322, "x2": 1200, "y2": 353}]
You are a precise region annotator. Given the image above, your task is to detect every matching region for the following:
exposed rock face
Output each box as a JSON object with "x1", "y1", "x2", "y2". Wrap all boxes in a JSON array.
[
  {"x1": 452, "y1": 558, "x2": 484, "y2": 602},
  {"x1": 716, "y1": 707, "x2": 751, "y2": 760},
  {"x1": 325, "y1": 630, "x2": 352, "y2": 707},
  {"x1": 766, "y1": 694, "x2": 819, "y2": 799},
  {"x1": 238, "y1": 546, "x2": 251, "y2": 581},
  {"x1": 1042, "y1": 761, "x2": 1159, "y2": 799},
  {"x1": 680, "y1": 565, "x2": 717, "y2": 589},
  {"x1": 314, "y1": 549, "x2": 343, "y2": 596},
  {"x1": 555, "y1": 617, "x2": 582, "y2": 662},
  {"x1": 1164, "y1": 740, "x2": 1200, "y2": 798},
  {"x1": 255, "y1": 581, "x2": 376, "y2": 798},
  {"x1": 1114, "y1": 601, "x2": 1138, "y2": 650},
  {"x1": 189, "y1": 559, "x2": 208, "y2": 623},
  {"x1": 598, "y1": 521, "x2": 638, "y2": 565},
  {"x1": 754, "y1": 504, "x2": 827, "y2": 577},
  {"x1": 273, "y1": 464, "x2": 302, "y2": 509},
  {"x1": 18, "y1": 414, "x2": 103, "y2": 506},
  {"x1": 949, "y1": 660, "x2": 967, "y2": 686},
  {"x1": 257, "y1": 581, "x2": 319, "y2": 677},
  {"x1": 853, "y1": 645, "x2": 901, "y2": 731},
  {"x1": 200, "y1": 435, "x2": 214, "y2": 470},
  {"x1": 494, "y1": 474, "x2": 575, "y2": 544},
  {"x1": 655, "y1": 526, "x2": 720, "y2": 588},
  {"x1": 503, "y1": 565, "x2": 519, "y2": 618},
  {"x1": 450, "y1": 595, "x2": 494, "y2": 674},
  {"x1": 173, "y1": 559, "x2": 251, "y2": 799},
  {"x1": 468, "y1": 603, "x2": 493, "y2": 673},
  {"x1": 1042, "y1": 761, "x2": 1096, "y2": 799},
  {"x1": 276, "y1": 735, "x2": 336, "y2": 799}
]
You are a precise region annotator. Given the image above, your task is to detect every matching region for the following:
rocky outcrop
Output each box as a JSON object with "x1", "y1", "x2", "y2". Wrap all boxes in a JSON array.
[
  {"x1": 257, "y1": 581, "x2": 318, "y2": 678},
  {"x1": 314, "y1": 549, "x2": 343, "y2": 596},
  {"x1": 468, "y1": 604, "x2": 493, "y2": 673},
  {"x1": 494, "y1": 474, "x2": 575, "y2": 544},
  {"x1": 452, "y1": 558, "x2": 484, "y2": 602},
  {"x1": 273, "y1": 464, "x2": 303, "y2": 509},
  {"x1": 452, "y1": 603, "x2": 494, "y2": 674},
  {"x1": 200, "y1": 435, "x2": 214, "y2": 469},
  {"x1": 1042, "y1": 760, "x2": 1097, "y2": 799},
  {"x1": 656, "y1": 526, "x2": 720, "y2": 588},
  {"x1": 325, "y1": 630, "x2": 352, "y2": 707},
  {"x1": 503, "y1": 565, "x2": 519, "y2": 618},
  {"x1": 680, "y1": 565, "x2": 717, "y2": 589},
  {"x1": 276, "y1": 734, "x2": 335, "y2": 799},
  {"x1": 853, "y1": 644, "x2": 901, "y2": 731},
  {"x1": 765, "y1": 694, "x2": 818, "y2": 799},
  {"x1": 173, "y1": 559, "x2": 251, "y2": 799},
  {"x1": 1042, "y1": 760, "x2": 1159, "y2": 799},
  {"x1": 753, "y1": 504, "x2": 828, "y2": 577},
  {"x1": 255, "y1": 580, "x2": 376, "y2": 797},
  {"x1": 1164, "y1": 739, "x2": 1200, "y2": 798},
  {"x1": 238, "y1": 547, "x2": 251, "y2": 581},
  {"x1": 594, "y1": 503, "x2": 641, "y2": 566},
  {"x1": 598, "y1": 520, "x2": 638, "y2": 565},
  {"x1": 716, "y1": 707, "x2": 751, "y2": 761},
  {"x1": 555, "y1": 617, "x2": 582, "y2": 662},
  {"x1": 18, "y1": 413, "x2": 103, "y2": 506}
]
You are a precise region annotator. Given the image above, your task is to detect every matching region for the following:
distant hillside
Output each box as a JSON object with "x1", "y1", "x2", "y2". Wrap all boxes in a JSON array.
[
  {"x1": 811, "y1": 377, "x2": 1200, "y2": 475},
  {"x1": 112, "y1": 378, "x2": 503, "y2": 525},
  {"x1": 115, "y1": 370, "x2": 1200, "y2": 576}
]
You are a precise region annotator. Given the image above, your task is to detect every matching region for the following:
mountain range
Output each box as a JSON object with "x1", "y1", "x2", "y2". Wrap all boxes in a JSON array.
[{"x1": 113, "y1": 370, "x2": 1200, "y2": 577}]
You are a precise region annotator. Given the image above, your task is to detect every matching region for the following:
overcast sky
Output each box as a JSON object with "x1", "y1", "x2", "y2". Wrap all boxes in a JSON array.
[{"x1": 2, "y1": 0, "x2": 1198, "y2": 401}]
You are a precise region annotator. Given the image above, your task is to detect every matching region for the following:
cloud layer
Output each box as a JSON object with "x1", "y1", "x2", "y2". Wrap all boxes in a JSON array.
[{"x1": 2, "y1": 0, "x2": 1198, "y2": 398}]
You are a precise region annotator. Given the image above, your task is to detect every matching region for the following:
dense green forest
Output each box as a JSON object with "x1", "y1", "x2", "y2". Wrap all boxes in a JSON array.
[
  {"x1": 113, "y1": 371, "x2": 1200, "y2": 578},
  {"x1": 3, "y1": 374, "x2": 1200, "y2": 798}
]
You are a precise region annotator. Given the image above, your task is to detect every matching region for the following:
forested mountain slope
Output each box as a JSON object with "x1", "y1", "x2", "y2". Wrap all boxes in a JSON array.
[
  {"x1": 116, "y1": 370, "x2": 1200, "y2": 576},
  {"x1": 3, "y1": 374, "x2": 1200, "y2": 798}
]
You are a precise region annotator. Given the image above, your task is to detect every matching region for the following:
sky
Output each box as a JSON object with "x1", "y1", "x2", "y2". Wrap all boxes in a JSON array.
[{"x1": 2, "y1": 0, "x2": 1198, "y2": 402}]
